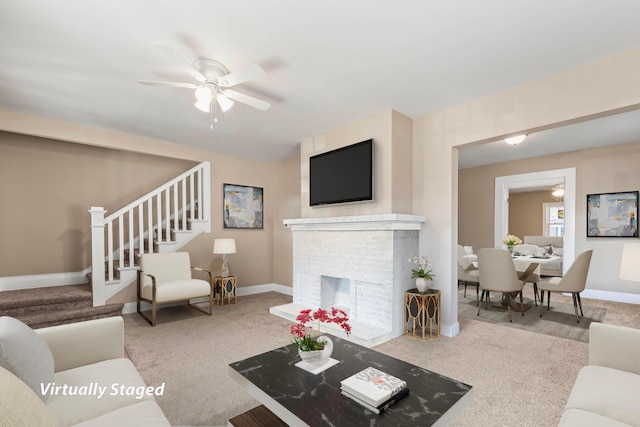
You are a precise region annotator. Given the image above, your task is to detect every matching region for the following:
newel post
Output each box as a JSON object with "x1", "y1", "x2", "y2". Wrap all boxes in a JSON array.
[{"x1": 89, "y1": 207, "x2": 107, "y2": 306}]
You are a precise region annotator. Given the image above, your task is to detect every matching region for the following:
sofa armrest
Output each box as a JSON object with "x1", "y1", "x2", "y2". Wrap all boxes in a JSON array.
[
  {"x1": 35, "y1": 316, "x2": 124, "y2": 373},
  {"x1": 589, "y1": 323, "x2": 640, "y2": 375}
]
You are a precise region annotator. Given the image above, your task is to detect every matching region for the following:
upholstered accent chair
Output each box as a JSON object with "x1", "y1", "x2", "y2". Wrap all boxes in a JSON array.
[
  {"x1": 539, "y1": 250, "x2": 593, "y2": 323},
  {"x1": 457, "y1": 245, "x2": 479, "y2": 304},
  {"x1": 137, "y1": 252, "x2": 214, "y2": 326},
  {"x1": 477, "y1": 248, "x2": 526, "y2": 322}
]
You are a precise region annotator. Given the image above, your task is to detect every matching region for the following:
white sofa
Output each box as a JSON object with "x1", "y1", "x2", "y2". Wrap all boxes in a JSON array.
[
  {"x1": 559, "y1": 323, "x2": 640, "y2": 426},
  {"x1": 0, "y1": 316, "x2": 170, "y2": 427}
]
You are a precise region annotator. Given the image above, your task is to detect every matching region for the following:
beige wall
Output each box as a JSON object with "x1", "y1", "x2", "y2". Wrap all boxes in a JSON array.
[
  {"x1": 272, "y1": 152, "x2": 301, "y2": 286},
  {"x1": 0, "y1": 109, "x2": 301, "y2": 303},
  {"x1": 508, "y1": 191, "x2": 558, "y2": 239},
  {"x1": 0, "y1": 132, "x2": 196, "y2": 275},
  {"x1": 299, "y1": 109, "x2": 413, "y2": 218}
]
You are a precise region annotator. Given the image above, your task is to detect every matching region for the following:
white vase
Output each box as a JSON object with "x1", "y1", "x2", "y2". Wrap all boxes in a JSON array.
[
  {"x1": 416, "y1": 277, "x2": 431, "y2": 292},
  {"x1": 298, "y1": 335, "x2": 333, "y2": 367}
]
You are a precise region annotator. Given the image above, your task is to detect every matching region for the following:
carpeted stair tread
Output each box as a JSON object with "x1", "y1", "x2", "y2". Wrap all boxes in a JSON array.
[
  {"x1": 17, "y1": 303, "x2": 124, "y2": 329},
  {"x1": 0, "y1": 284, "x2": 91, "y2": 310},
  {"x1": 2, "y1": 298, "x2": 92, "y2": 318},
  {"x1": 0, "y1": 284, "x2": 123, "y2": 329}
]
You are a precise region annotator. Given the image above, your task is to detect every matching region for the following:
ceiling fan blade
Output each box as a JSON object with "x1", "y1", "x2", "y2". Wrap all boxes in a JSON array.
[
  {"x1": 217, "y1": 64, "x2": 265, "y2": 87},
  {"x1": 138, "y1": 80, "x2": 198, "y2": 89},
  {"x1": 155, "y1": 44, "x2": 205, "y2": 83},
  {"x1": 222, "y1": 90, "x2": 271, "y2": 111}
]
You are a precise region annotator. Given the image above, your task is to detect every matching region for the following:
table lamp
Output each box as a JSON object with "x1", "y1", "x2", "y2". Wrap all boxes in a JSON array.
[
  {"x1": 214, "y1": 238, "x2": 236, "y2": 277},
  {"x1": 620, "y1": 243, "x2": 640, "y2": 283}
]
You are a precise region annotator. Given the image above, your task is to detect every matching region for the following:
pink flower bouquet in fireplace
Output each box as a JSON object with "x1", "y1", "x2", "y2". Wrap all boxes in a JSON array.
[{"x1": 290, "y1": 308, "x2": 351, "y2": 352}]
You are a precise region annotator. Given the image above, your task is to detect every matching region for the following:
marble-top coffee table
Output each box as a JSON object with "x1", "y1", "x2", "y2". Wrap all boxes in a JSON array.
[{"x1": 229, "y1": 337, "x2": 472, "y2": 426}]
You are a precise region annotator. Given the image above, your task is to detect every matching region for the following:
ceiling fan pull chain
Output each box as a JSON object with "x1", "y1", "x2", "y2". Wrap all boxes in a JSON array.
[{"x1": 210, "y1": 98, "x2": 214, "y2": 129}]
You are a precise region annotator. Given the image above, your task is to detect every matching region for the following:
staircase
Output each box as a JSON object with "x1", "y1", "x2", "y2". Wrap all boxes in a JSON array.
[
  {"x1": 0, "y1": 162, "x2": 211, "y2": 328},
  {"x1": 0, "y1": 285, "x2": 123, "y2": 329}
]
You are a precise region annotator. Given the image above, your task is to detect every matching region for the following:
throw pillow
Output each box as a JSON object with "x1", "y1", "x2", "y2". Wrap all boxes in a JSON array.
[
  {"x1": 0, "y1": 316, "x2": 54, "y2": 402},
  {"x1": 544, "y1": 245, "x2": 554, "y2": 255},
  {"x1": 0, "y1": 366, "x2": 54, "y2": 426},
  {"x1": 553, "y1": 247, "x2": 564, "y2": 256}
]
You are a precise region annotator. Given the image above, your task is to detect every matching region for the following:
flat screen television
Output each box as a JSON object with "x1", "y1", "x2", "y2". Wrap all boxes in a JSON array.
[{"x1": 309, "y1": 139, "x2": 374, "y2": 206}]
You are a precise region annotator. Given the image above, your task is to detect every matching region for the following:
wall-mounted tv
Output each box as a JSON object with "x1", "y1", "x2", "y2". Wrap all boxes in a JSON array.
[{"x1": 309, "y1": 139, "x2": 374, "y2": 206}]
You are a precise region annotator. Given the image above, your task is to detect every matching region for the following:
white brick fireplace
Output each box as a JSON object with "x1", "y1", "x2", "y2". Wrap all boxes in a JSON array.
[{"x1": 271, "y1": 214, "x2": 424, "y2": 347}]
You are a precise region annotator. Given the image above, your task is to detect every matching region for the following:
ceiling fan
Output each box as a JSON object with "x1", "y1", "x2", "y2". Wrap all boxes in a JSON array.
[{"x1": 138, "y1": 44, "x2": 270, "y2": 125}]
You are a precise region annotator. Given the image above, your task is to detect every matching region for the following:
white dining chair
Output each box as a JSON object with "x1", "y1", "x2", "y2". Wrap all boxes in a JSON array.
[
  {"x1": 477, "y1": 248, "x2": 526, "y2": 322},
  {"x1": 538, "y1": 250, "x2": 593, "y2": 323}
]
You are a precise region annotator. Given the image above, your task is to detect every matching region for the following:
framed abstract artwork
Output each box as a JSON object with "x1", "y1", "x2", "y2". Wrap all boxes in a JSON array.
[
  {"x1": 223, "y1": 183, "x2": 264, "y2": 229},
  {"x1": 587, "y1": 191, "x2": 638, "y2": 237}
]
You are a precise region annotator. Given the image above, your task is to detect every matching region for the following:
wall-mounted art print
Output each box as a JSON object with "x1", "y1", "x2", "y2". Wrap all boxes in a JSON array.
[
  {"x1": 587, "y1": 191, "x2": 638, "y2": 237},
  {"x1": 223, "y1": 183, "x2": 264, "y2": 229}
]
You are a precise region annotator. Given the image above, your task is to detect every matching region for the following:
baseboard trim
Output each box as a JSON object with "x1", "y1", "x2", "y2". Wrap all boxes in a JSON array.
[
  {"x1": 0, "y1": 270, "x2": 90, "y2": 291},
  {"x1": 580, "y1": 289, "x2": 640, "y2": 305}
]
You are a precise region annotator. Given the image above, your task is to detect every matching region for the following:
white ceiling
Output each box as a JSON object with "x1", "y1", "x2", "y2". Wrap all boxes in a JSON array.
[{"x1": 2, "y1": 1, "x2": 640, "y2": 164}]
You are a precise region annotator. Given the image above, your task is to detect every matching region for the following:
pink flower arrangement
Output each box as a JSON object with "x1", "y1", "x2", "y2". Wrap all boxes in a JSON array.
[{"x1": 290, "y1": 307, "x2": 351, "y2": 351}]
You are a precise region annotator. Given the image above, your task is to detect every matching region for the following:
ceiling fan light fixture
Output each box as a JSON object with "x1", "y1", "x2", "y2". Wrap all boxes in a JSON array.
[
  {"x1": 504, "y1": 134, "x2": 527, "y2": 145},
  {"x1": 195, "y1": 85, "x2": 213, "y2": 102},
  {"x1": 194, "y1": 98, "x2": 210, "y2": 113},
  {"x1": 216, "y1": 94, "x2": 234, "y2": 112}
]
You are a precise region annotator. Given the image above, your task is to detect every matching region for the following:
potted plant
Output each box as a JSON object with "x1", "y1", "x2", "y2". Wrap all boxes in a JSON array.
[
  {"x1": 409, "y1": 256, "x2": 435, "y2": 292},
  {"x1": 501, "y1": 234, "x2": 522, "y2": 253},
  {"x1": 290, "y1": 308, "x2": 351, "y2": 368}
]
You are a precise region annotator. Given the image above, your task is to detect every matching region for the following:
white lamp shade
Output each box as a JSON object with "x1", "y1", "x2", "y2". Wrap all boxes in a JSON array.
[
  {"x1": 620, "y1": 243, "x2": 640, "y2": 282},
  {"x1": 213, "y1": 238, "x2": 236, "y2": 254}
]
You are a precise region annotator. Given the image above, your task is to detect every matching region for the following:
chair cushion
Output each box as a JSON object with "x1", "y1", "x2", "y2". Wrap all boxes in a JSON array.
[
  {"x1": 0, "y1": 316, "x2": 54, "y2": 402},
  {"x1": 139, "y1": 252, "x2": 192, "y2": 285},
  {"x1": 46, "y1": 358, "x2": 155, "y2": 427},
  {"x1": 71, "y1": 401, "x2": 170, "y2": 427},
  {"x1": 564, "y1": 365, "x2": 640, "y2": 426},
  {"x1": 559, "y1": 408, "x2": 631, "y2": 426},
  {"x1": 537, "y1": 276, "x2": 562, "y2": 292},
  {"x1": 0, "y1": 366, "x2": 54, "y2": 427},
  {"x1": 140, "y1": 279, "x2": 211, "y2": 302}
]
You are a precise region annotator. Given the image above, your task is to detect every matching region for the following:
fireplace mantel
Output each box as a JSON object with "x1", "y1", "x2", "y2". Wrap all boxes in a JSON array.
[{"x1": 283, "y1": 214, "x2": 425, "y2": 231}]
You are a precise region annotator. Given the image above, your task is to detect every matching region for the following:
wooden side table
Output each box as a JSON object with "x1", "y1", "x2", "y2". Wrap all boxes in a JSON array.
[
  {"x1": 214, "y1": 275, "x2": 237, "y2": 305},
  {"x1": 405, "y1": 288, "x2": 440, "y2": 340}
]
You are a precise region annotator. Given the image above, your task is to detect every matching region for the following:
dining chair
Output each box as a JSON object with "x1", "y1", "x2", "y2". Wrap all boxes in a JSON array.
[
  {"x1": 477, "y1": 248, "x2": 526, "y2": 322},
  {"x1": 538, "y1": 250, "x2": 593, "y2": 323},
  {"x1": 457, "y1": 245, "x2": 480, "y2": 305}
]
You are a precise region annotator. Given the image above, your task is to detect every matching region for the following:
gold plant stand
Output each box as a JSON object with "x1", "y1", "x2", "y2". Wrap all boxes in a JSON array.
[
  {"x1": 405, "y1": 288, "x2": 440, "y2": 340},
  {"x1": 214, "y1": 275, "x2": 237, "y2": 306}
]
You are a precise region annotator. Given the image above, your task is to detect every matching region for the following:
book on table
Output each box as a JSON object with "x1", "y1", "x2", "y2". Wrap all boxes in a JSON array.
[
  {"x1": 341, "y1": 387, "x2": 410, "y2": 414},
  {"x1": 340, "y1": 367, "x2": 408, "y2": 409}
]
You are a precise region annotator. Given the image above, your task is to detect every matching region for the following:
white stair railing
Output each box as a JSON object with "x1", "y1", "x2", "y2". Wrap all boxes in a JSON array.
[{"x1": 89, "y1": 162, "x2": 210, "y2": 306}]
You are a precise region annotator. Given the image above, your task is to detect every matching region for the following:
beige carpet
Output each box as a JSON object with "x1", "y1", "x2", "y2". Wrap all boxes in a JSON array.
[
  {"x1": 458, "y1": 287, "x2": 606, "y2": 343},
  {"x1": 123, "y1": 291, "x2": 637, "y2": 427}
]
